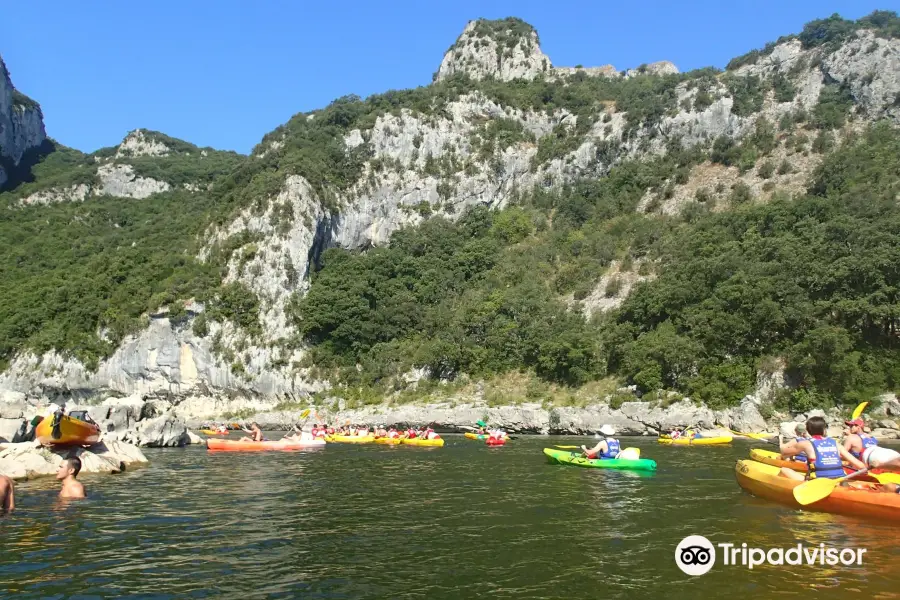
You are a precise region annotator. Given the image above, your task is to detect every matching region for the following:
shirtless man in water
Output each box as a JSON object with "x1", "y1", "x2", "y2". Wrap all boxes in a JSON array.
[
  {"x1": 0, "y1": 474, "x2": 14, "y2": 513},
  {"x1": 239, "y1": 423, "x2": 264, "y2": 442},
  {"x1": 58, "y1": 457, "x2": 86, "y2": 499}
]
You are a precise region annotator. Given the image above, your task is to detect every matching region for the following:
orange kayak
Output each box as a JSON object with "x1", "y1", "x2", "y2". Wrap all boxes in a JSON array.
[
  {"x1": 749, "y1": 449, "x2": 900, "y2": 483},
  {"x1": 35, "y1": 413, "x2": 101, "y2": 446},
  {"x1": 735, "y1": 459, "x2": 900, "y2": 522},
  {"x1": 207, "y1": 438, "x2": 326, "y2": 451}
]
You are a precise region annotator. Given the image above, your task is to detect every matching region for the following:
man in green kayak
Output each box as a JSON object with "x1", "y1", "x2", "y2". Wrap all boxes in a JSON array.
[{"x1": 581, "y1": 425, "x2": 621, "y2": 459}]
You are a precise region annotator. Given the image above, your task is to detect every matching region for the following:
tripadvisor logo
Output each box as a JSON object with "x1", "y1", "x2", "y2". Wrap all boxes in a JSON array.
[{"x1": 675, "y1": 535, "x2": 867, "y2": 576}]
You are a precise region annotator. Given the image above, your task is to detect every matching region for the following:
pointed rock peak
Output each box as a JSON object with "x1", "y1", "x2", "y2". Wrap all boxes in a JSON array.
[
  {"x1": 624, "y1": 61, "x2": 680, "y2": 78},
  {"x1": 435, "y1": 17, "x2": 551, "y2": 83},
  {"x1": 115, "y1": 129, "x2": 199, "y2": 158}
]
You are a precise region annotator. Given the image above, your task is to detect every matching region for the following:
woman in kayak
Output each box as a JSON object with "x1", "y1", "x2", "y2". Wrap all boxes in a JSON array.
[
  {"x1": 581, "y1": 425, "x2": 621, "y2": 459},
  {"x1": 405, "y1": 426, "x2": 418, "y2": 439},
  {"x1": 422, "y1": 425, "x2": 441, "y2": 440},
  {"x1": 386, "y1": 426, "x2": 401, "y2": 439},
  {"x1": 356, "y1": 424, "x2": 370, "y2": 437},
  {"x1": 779, "y1": 416, "x2": 865, "y2": 481},
  {"x1": 239, "y1": 423, "x2": 264, "y2": 443}
]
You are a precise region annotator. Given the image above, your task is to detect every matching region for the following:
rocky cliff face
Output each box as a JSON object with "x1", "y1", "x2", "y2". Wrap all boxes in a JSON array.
[
  {"x1": 1, "y1": 20, "x2": 899, "y2": 416},
  {"x1": 0, "y1": 57, "x2": 47, "y2": 188}
]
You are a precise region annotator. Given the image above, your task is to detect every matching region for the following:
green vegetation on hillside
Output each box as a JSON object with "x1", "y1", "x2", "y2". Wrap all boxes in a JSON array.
[
  {"x1": 727, "y1": 10, "x2": 900, "y2": 70},
  {"x1": 296, "y1": 124, "x2": 900, "y2": 409}
]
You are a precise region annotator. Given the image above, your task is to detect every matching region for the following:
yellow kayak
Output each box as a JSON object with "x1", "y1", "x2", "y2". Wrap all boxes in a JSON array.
[
  {"x1": 325, "y1": 435, "x2": 375, "y2": 444},
  {"x1": 199, "y1": 429, "x2": 228, "y2": 435},
  {"x1": 374, "y1": 437, "x2": 403, "y2": 445},
  {"x1": 35, "y1": 413, "x2": 101, "y2": 446},
  {"x1": 658, "y1": 434, "x2": 733, "y2": 445},
  {"x1": 401, "y1": 437, "x2": 444, "y2": 447}
]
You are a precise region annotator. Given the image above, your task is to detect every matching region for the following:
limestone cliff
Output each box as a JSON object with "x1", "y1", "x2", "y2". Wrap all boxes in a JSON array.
[
  {"x1": 1, "y1": 17, "x2": 899, "y2": 412},
  {"x1": 0, "y1": 57, "x2": 47, "y2": 188}
]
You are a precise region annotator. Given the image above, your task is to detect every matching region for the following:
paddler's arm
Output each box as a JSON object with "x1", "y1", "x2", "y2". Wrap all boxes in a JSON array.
[
  {"x1": 779, "y1": 435, "x2": 802, "y2": 458},
  {"x1": 838, "y1": 445, "x2": 866, "y2": 471}
]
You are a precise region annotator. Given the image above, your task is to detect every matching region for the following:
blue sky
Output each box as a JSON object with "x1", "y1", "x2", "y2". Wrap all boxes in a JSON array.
[{"x1": 2, "y1": 1, "x2": 891, "y2": 154}]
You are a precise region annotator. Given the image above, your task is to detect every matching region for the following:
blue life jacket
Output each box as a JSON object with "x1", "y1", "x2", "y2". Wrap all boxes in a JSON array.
[
  {"x1": 808, "y1": 437, "x2": 844, "y2": 479},
  {"x1": 600, "y1": 438, "x2": 620, "y2": 459},
  {"x1": 793, "y1": 437, "x2": 808, "y2": 462},
  {"x1": 849, "y1": 434, "x2": 879, "y2": 460}
]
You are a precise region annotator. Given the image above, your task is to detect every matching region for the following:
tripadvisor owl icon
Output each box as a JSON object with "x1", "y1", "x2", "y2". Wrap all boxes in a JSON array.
[{"x1": 676, "y1": 535, "x2": 716, "y2": 576}]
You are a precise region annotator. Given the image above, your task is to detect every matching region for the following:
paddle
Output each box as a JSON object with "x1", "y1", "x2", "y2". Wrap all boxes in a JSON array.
[
  {"x1": 851, "y1": 402, "x2": 869, "y2": 420},
  {"x1": 554, "y1": 445, "x2": 580, "y2": 449},
  {"x1": 793, "y1": 468, "x2": 869, "y2": 505},
  {"x1": 729, "y1": 428, "x2": 774, "y2": 440}
]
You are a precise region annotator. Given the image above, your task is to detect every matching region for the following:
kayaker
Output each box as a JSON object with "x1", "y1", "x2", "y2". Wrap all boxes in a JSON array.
[
  {"x1": 325, "y1": 424, "x2": 335, "y2": 435},
  {"x1": 488, "y1": 428, "x2": 505, "y2": 442},
  {"x1": 57, "y1": 457, "x2": 86, "y2": 499},
  {"x1": 356, "y1": 424, "x2": 369, "y2": 437},
  {"x1": 406, "y1": 426, "x2": 419, "y2": 439},
  {"x1": 581, "y1": 425, "x2": 621, "y2": 459},
  {"x1": 386, "y1": 426, "x2": 400, "y2": 439},
  {"x1": 843, "y1": 418, "x2": 879, "y2": 462},
  {"x1": 422, "y1": 425, "x2": 441, "y2": 440},
  {"x1": 0, "y1": 474, "x2": 14, "y2": 514},
  {"x1": 313, "y1": 424, "x2": 327, "y2": 440},
  {"x1": 239, "y1": 423, "x2": 264, "y2": 443},
  {"x1": 778, "y1": 416, "x2": 865, "y2": 481},
  {"x1": 782, "y1": 423, "x2": 810, "y2": 463}
]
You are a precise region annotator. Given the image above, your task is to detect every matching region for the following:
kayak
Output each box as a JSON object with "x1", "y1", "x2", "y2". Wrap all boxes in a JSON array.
[
  {"x1": 729, "y1": 429, "x2": 773, "y2": 440},
  {"x1": 735, "y1": 459, "x2": 900, "y2": 522},
  {"x1": 465, "y1": 432, "x2": 487, "y2": 440},
  {"x1": 401, "y1": 437, "x2": 444, "y2": 447},
  {"x1": 199, "y1": 429, "x2": 228, "y2": 435},
  {"x1": 486, "y1": 437, "x2": 506, "y2": 446},
  {"x1": 750, "y1": 449, "x2": 900, "y2": 484},
  {"x1": 35, "y1": 413, "x2": 101, "y2": 446},
  {"x1": 658, "y1": 434, "x2": 733, "y2": 445},
  {"x1": 207, "y1": 438, "x2": 326, "y2": 451},
  {"x1": 374, "y1": 437, "x2": 403, "y2": 445},
  {"x1": 543, "y1": 448, "x2": 657, "y2": 471},
  {"x1": 325, "y1": 435, "x2": 375, "y2": 444}
]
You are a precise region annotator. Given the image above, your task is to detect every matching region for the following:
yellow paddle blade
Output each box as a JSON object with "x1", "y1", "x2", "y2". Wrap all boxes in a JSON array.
[
  {"x1": 872, "y1": 472, "x2": 900, "y2": 485},
  {"x1": 852, "y1": 402, "x2": 869, "y2": 419},
  {"x1": 300, "y1": 408, "x2": 311, "y2": 419},
  {"x1": 554, "y1": 445, "x2": 580, "y2": 449},
  {"x1": 793, "y1": 477, "x2": 839, "y2": 506}
]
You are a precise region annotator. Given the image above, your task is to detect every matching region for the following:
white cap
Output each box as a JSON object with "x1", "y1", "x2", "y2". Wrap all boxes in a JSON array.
[{"x1": 599, "y1": 424, "x2": 616, "y2": 436}]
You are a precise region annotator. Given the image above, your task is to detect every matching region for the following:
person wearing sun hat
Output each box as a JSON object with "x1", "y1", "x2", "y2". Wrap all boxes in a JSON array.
[
  {"x1": 581, "y1": 424, "x2": 621, "y2": 459},
  {"x1": 845, "y1": 417, "x2": 900, "y2": 470}
]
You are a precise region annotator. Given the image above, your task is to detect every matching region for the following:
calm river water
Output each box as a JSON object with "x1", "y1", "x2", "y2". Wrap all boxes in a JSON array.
[{"x1": 2, "y1": 435, "x2": 899, "y2": 599}]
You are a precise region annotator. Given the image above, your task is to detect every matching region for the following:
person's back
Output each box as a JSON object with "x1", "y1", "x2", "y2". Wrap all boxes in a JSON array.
[
  {"x1": 57, "y1": 457, "x2": 86, "y2": 499},
  {"x1": 0, "y1": 475, "x2": 14, "y2": 514}
]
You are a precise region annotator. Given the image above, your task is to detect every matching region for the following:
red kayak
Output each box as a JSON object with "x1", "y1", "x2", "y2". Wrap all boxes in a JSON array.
[{"x1": 486, "y1": 437, "x2": 506, "y2": 446}]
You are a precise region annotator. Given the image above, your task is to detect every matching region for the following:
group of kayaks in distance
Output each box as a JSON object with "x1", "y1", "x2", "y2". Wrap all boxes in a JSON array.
[{"x1": 26, "y1": 402, "x2": 900, "y2": 524}]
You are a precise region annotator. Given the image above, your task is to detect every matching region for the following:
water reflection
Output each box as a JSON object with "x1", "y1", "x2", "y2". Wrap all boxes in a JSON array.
[{"x1": 0, "y1": 437, "x2": 898, "y2": 598}]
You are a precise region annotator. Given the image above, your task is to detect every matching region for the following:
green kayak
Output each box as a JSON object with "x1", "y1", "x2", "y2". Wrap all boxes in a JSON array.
[{"x1": 543, "y1": 448, "x2": 657, "y2": 471}]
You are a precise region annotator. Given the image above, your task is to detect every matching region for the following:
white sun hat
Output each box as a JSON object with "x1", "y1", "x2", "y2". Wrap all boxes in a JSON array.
[{"x1": 599, "y1": 424, "x2": 616, "y2": 436}]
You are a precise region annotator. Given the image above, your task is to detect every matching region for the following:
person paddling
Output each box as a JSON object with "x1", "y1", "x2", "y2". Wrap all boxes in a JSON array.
[
  {"x1": 57, "y1": 457, "x2": 86, "y2": 499},
  {"x1": 779, "y1": 416, "x2": 865, "y2": 481},
  {"x1": 386, "y1": 426, "x2": 400, "y2": 439},
  {"x1": 422, "y1": 424, "x2": 441, "y2": 440},
  {"x1": 779, "y1": 424, "x2": 810, "y2": 463},
  {"x1": 0, "y1": 475, "x2": 14, "y2": 514},
  {"x1": 581, "y1": 425, "x2": 621, "y2": 459},
  {"x1": 239, "y1": 423, "x2": 264, "y2": 443}
]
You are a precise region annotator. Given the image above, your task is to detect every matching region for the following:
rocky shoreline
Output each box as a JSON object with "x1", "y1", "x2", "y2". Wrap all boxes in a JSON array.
[{"x1": 3, "y1": 389, "x2": 898, "y2": 448}]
